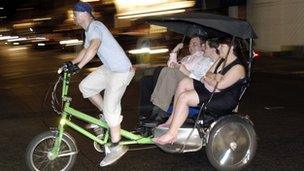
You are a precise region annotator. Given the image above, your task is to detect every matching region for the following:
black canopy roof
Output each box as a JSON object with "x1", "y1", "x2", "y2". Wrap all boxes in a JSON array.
[{"x1": 145, "y1": 12, "x2": 257, "y2": 39}]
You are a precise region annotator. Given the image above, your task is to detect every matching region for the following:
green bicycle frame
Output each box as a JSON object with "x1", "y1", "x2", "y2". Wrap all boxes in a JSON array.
[{"x1": 51, "y1": 71, "x2": 153, "y2": 158}]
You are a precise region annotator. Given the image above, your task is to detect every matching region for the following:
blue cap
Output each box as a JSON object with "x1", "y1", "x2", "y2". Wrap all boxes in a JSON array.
[{"x1": 74, "y1": 2, "x2": 93, "y2": 14}]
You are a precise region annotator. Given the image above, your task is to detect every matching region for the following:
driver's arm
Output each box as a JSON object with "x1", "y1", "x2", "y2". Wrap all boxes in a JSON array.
[
  {"x1": 72, "y1": 48, "x2": 87, "y2": 64},
  {"x1": 77, "y1": 39, "x2": 101, "y2": 69}
]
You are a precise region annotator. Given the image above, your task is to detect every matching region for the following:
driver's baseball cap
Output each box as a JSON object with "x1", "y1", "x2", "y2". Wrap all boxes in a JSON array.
[{"x1": 73, "y1": 2, "x2": 94, "y2": 17}]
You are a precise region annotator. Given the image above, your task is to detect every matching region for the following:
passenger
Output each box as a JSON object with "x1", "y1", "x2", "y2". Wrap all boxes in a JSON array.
[
  {"x1": 137, "y1": 36, "x2": 206, "y2": 124},
  {"x1": 153, "y1": 37, "x2": 248, "y2": 145},
  {"x1": 137, "y1": 36, "x2": 213, "y2": 129},
  {"x1": 150, "y1": 36, "x2": 214, "y2": 115},
  {"x1": 146, "y1": 37, "x2": 218, "y2": 127}
]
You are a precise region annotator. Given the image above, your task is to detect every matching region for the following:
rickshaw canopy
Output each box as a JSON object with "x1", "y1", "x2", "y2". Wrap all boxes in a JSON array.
[{"x1": 145, "y1": 12, "x2": 257, "y2": 39}]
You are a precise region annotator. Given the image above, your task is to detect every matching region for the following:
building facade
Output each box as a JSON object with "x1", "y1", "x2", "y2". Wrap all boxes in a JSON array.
[{"x1": 247, "y1": 0, "x2": 304, "y2": 52}]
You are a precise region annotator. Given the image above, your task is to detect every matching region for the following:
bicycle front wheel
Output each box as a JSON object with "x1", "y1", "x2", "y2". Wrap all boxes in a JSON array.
[{"x1": 25, "y1": 131, "x2": 78, "y2": 171}]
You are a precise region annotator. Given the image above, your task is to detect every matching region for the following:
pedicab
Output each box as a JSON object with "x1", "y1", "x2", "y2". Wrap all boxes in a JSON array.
[{"x1": 25, "y1": 12, "x2": 257, "y2": 171}]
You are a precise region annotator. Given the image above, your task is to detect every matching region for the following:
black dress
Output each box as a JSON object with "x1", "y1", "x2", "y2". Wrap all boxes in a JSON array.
[{"x1": 193, "y1": 58, "x2": 245, "y2": 115}]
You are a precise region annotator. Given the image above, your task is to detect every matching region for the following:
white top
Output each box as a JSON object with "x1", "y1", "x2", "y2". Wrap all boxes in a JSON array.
[
  {"x1": 169, "y1": 51, "x2": 214, "y2": 81},
  {"x1": 84, "y1": 20, "x2": 132, "y2": 72}
]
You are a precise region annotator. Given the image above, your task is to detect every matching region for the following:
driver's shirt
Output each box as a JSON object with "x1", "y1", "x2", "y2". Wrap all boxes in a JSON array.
[{"x1": 84, "y1": 20, "x2": 132, "y2": 73}]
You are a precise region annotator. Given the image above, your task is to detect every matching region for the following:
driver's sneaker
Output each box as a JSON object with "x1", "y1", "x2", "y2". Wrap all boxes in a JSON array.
[{"x1": 100, "y1": 144, "x2": 128, "y2": 167}]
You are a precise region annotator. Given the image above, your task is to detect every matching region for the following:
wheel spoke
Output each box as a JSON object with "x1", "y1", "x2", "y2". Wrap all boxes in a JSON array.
[
  {"x1": 28, "y1": 132, "x2": 76, "y2": 171},
  {"x1": 40, "y1": 159, "x2": 53, "y2": 170},
  {"x1": 33, "y1": 153, "x2": 46, "y2": 161},
  {"x1": 57, "y1": 150, "x2": 77, "y2": 157},
  {"x1": 35, "y1": 158, "x2": 50, "y2": 170},
  {"x1": 34, "y1": 149, "x2": 49, "y2": 154}
]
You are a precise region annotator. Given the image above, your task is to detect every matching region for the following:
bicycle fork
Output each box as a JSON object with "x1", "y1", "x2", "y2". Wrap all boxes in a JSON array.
[{"x1": 48, "y1": 114, "x2": 67, "y2": 160}]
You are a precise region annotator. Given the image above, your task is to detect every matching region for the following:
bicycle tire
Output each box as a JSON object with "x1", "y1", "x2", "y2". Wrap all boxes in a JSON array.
[{"x1": 25, "y1": 131, "x2": 78, "y2": 171}]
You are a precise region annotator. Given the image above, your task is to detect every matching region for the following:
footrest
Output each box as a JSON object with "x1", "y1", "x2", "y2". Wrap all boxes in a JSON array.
[{"x1": 153, "y1": 127, "x2": 203, "y2": 153}]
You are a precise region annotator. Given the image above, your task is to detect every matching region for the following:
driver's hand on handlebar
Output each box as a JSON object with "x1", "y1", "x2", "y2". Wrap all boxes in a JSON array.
[
  {"x1": 68, "y1": 64, "x2": 81, "y2": 74},
  {"x1": 60, "y1": 61, "x2": 81, "y2": 74}
]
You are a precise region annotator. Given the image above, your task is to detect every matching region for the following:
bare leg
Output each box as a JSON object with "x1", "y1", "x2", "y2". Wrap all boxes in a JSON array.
[
  {"x1": 110, "y1": 125, "x2": 121, "y2": 143},
  {"x1": 88, "y1": 94, "x2": 104, "y2": 112},
  {"x1": 85, "y1": 94, "x2": 104, "y2": 129},
  {"x1": 160, "y1": 78, "x2": 194, "y2": 127},
  {"x1": 86, "y1": 94, "x2": 122, "y2": 143},
  {"x1": 154, "y1": 90, "x2": 199, "y2": 145},
  {"x1": 89, "y1": 93, "x2": 122, "y2": 143}
]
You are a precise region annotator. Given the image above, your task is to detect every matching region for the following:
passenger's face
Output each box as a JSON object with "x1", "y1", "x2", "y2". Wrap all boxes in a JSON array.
[
  {"x1": 188, "y1": 37, "x2": 203, "y2": 55},
  {"x1": 219, "y1": 44, "x2": 229, "y2": 57},
  {"x1": 204, "y1": 41, "x2": 219, "y2": 60},
  {"x1": 204, "y1": 41, "x2": 214, "y2": 58}
]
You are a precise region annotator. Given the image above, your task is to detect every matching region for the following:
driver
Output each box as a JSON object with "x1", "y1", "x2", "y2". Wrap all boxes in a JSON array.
[{"x1": 69, "y1": 2, "x2": 135, "y2": 166}]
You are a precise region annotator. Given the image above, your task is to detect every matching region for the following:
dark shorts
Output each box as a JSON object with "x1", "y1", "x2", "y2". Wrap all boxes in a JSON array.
[
  {"x1": 193, "y1": 80, "x2": 212, "y2": 106},
  {"x1": 193, "y1": 80, "x2": 238, "y2": 115}
]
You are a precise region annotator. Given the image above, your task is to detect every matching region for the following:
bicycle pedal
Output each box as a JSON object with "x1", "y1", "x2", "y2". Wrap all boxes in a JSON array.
[{"x1": 94, "y1": 134, "x2": 105, "y2": 153}]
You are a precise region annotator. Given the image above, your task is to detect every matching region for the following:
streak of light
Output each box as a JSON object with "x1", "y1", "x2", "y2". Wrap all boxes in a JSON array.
[
  {"x1": 118, "y1": 9, "x2": 185, "y2": 19},
  {"x1": 33, "y1": 17, "x2": 52, "y2": 21},
  {"x1": 128, "y1": 47, "x2": 168, "y2": 54},
  {"x1": 8, "y1": 47, "x2": 29, "y2": 51}
]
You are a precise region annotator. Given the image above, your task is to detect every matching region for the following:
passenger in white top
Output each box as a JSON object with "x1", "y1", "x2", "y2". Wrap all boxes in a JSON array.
[{"x1": 150, "y1": 36, "x2": 214, "y2": 113}]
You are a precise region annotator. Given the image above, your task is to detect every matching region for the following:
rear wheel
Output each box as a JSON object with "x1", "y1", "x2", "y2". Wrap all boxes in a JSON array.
[
  {"x1": 25, "y1": 131, "x2": 77, "y2": 171},
  {"x1": 206, "y1": 115, "x2": 257, "y2": 170}
]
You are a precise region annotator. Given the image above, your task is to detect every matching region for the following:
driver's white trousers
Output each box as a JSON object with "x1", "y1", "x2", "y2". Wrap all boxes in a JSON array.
[{"x1": 79, "y1": 65, "x2": 135, "y2": 127}]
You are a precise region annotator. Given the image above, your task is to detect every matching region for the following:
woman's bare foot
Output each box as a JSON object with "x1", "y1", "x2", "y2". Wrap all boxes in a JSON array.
[{"x1": 153, "y1": 133, "x2": 177, "y2": 145}]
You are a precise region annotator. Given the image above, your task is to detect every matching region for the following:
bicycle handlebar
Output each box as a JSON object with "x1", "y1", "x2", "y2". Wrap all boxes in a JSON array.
[
  {"x1": 57, "y1": 66, "x2": 64, "y2": 74},
  {"x1": 58, "y1": 62, "x2": 80, "y2": 75}
]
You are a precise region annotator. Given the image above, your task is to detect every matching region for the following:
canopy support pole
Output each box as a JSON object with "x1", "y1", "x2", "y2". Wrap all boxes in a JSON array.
[{"x1": 248, "y1": 38, "x2": 253, "y2": 79}]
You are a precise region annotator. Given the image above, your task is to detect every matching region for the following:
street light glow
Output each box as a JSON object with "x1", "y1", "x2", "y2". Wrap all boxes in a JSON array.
[
  {"x1": 0, "y1": 28, "x2": 10, "y2": 32},
  {"x1": 13, "y1": 22, "x2": 36, "y2": 29},
  {"x1": 33, "y1": 17, "x2": 52, "y2": 21},
  {"x1": 7, "y1": 37, "x2": 28, "y2": 42},
  {"x1": 150, "y1": 48, "x2": 169, "y2": 54},
  {"x1": 59, "y1": 39, "x2": 83, "y2": 46},
  {"x1": 8, "y1": 47, "x2": 28, "y2": 51},
  {"x1": 0, "y1": 36, "x2": 19, "y2": 41},
  {"x1": 81, "y1": 0, "x2": 100, "y2": 2},
  {"x1": 118, "y1": 9, "x2": 186, "y2": 19},
  {"x1": 128, "y1": 47, "x2": 168, "y2": 54},
  {"x1": 128, "y1": 47, "x2": 150, "y2": 54},
  {"x1": 115, "y1": 0, "x2": 194, "y2": 19}
]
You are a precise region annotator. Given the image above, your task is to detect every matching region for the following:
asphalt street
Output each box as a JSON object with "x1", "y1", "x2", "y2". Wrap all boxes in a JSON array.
[{"x1": 0, "y1": 45, "x2": 303, "y2": 170}]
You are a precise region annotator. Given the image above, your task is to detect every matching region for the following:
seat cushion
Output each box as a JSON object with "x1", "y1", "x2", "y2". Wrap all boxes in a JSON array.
[{"x1": 167, "y1": 106, "x2": 201, "y2": 117}]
